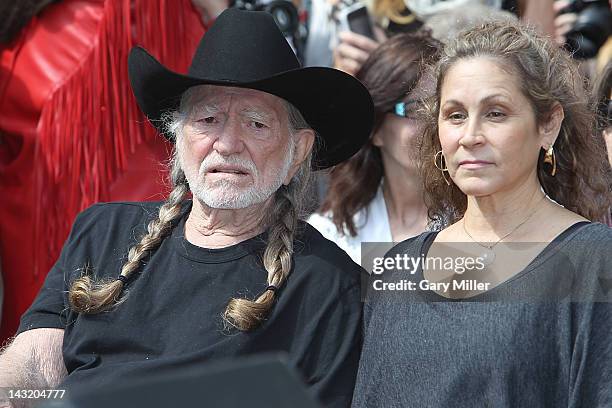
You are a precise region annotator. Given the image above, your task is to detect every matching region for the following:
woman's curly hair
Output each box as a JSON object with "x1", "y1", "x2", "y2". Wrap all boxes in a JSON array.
[{"x1": 420, "y1": 20, "x2": 612, "y2": 225}]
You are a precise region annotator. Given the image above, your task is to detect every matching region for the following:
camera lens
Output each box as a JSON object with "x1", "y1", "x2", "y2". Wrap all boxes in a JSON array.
[
  {"x1": 265, "y1": 0, "x2": 299, "y2": 35},
  {"x1": 561, "y1": 1, "x2": 611, "y2": 59},
  {"x1": 272, "y1": 8, "x2": 290, "y2": 31}
]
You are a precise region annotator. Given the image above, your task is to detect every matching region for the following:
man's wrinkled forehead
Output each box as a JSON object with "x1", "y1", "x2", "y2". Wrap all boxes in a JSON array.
[{"x1": 182, "y1": 84, "x2": 284, "y2": 118}]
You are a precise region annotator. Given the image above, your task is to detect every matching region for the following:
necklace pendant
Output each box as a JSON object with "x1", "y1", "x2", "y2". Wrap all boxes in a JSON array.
[{"x1": 480, "y1": 247, "x2": 496, "y2": 267}]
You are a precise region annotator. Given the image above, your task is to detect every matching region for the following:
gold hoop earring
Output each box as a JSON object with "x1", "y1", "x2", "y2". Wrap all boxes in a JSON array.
[
  {"x1": 543, "y1": 145, "x2": 557, "y2": 176},
  {"x1": 433, "y1": 150, "x2": 451, "y2": 186}
]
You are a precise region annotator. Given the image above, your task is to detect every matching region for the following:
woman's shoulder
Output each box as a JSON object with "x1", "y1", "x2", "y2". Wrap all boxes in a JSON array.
[
  {"x1": 555, "y1": 222, "x2": 612, "y2": 300},
  {"x1": 550, "y1": 222, "x2": 612, "y2": 272},
  {"x1": 307, "y1": 212, "x2": 337, "y2": 234},
  {"x1": 306, "y1": 212, "x2": 349, "y2": 244},
  {"x1": 555, "y1": 221, "x2": 612, "y2": 246},
  {"x1": 305, "y1": 212, "x2": 363, "y2": 262},
  {"x1": 307, "y1": 210, "x2": 370, "y2": 242},
  {"x1": 562, "y1": 222, "x2": 612, "y2": 254},
  {"x1": 571, "y1": 221, "x2": 612, "y2": 237}
]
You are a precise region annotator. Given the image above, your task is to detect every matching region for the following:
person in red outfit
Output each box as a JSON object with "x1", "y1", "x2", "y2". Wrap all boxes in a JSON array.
[{"x1": 0, "y1": 0, "x2": 208, "y2": 343}]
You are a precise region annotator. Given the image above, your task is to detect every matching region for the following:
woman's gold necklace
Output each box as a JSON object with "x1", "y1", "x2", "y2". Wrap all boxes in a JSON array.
[{"x1": 462, "y1": 193, "x2": 548, "y2": 268}]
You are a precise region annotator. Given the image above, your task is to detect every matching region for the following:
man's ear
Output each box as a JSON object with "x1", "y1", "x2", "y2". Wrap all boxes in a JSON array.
[
  {"x1": 539, "y1": 102, "x2": 564, "y2": 149},
  {"x1": 283, "y1": 129, "x2": 315, "y2": 185}
]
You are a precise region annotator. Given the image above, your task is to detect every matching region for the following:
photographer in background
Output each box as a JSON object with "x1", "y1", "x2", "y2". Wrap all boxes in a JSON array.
[
  {"x1": 192, "y1": 0, "x2": 307, "y2": 60},
  {"x1": 309, "y1": 0, "x2": 423, "y2": 74},
  {"x1": 553, "y1": 0, "x2": 612, "y2": 59},
  {"x1": 329, "y1": 0, "x2": 556, "y2": 77}
]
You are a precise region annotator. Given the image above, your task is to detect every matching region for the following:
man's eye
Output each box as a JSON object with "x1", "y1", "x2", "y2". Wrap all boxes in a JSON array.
[
  {"x1": 196, "y1": 116, "x2": 216, "y2": 124},
  {"x1": 251, "y1": 121, "x2": 267, "y2": 129}
]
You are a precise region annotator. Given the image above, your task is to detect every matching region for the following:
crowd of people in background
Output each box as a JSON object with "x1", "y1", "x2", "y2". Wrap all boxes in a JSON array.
[{"x1": 0, "y1": 0, "x2": 611, "y2": 406}]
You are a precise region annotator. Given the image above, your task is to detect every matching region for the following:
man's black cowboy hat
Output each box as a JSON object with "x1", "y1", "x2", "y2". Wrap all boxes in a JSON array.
[{"x1": 128, "y1": 8, "x2": 374, "y2": 170}]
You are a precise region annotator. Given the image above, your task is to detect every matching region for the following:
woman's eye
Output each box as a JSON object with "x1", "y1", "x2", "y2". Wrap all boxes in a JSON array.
[
  {"x1": 487, "y1": 111, "x2": 505, "y2": 119},
  {"x1": 448, "y1": 112, "x2": 466, "y2": 121}
]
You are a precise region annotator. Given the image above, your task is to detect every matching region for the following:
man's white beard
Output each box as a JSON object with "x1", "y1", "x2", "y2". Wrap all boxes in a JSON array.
[{"x1": 183, "y1": 145, "x2": 294, "y2": 210}]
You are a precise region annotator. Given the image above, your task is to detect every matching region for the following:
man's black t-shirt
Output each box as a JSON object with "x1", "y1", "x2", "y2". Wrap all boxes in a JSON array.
[{"x1": 18, "y1": 201, "x2": 363, "y2": 407}]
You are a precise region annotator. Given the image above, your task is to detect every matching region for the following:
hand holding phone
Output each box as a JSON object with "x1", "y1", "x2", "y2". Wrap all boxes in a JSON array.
[
  {"x1": 333, "y1": 29, "x2": 384, "y2": 76},
  {"x1": 338, "y1": 3, "x2": 375, "y2": 39},
  {"x1": 334, "y1": 3, "x2": 384, "y2": 75}
]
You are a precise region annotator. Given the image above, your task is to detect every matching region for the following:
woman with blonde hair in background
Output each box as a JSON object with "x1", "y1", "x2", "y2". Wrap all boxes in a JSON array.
[{"x1": 353, "y1": 20, "x2": 611, "y2": 407}]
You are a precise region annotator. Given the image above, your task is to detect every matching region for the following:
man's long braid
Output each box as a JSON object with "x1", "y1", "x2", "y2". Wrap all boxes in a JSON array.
[
  {"x1": 68, "y1": 154, "x2": 188, "y2": 313},
  {"x1": 223, "y1": 155, "x2": 311, "y2": 331},
  {"x1": 223, "y1": 101, "x2": 314, "y2": 331}
]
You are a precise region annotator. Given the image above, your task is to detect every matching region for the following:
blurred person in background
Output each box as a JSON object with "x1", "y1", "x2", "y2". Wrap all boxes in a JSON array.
[
  {"x1": 308, "y1": 32, "x2": 441, "y2": 265},
  {"x1": 354, "y1": 20, "x2": 611, "y2": 407},
  {"x1": 553, "y1": 0, "x2": 611, "y2": 61},
  {"x1": 306, "y1": 0, "x2": 424, "y2": 72},
  {"x1": 0, "y1": 0, "x2": 207, "y2": 343},
  {"x1": 329, "y1": 0, "x2": 556, "y2": 77},
  {"x1": 551, "y1": 0, "x2": 612, "y2": 86},
  {"x1": 192, "y1": 0, "x2": 309, "y2": 59},
  {"x1": 305, "y1": 0, "x2": 425, "y2": 209},
  {"x1": 407, "y1": 0, "x2": 554, "y2": 33}
]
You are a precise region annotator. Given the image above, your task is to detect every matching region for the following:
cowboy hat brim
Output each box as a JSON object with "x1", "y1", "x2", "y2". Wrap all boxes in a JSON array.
[{"x1": 128, "y1": 46, "x2": 374, "y2": 170}]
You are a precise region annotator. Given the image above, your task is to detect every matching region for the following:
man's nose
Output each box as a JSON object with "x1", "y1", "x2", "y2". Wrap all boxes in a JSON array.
[{"x1": 213, "y1": 116, "x2": 245, "y2": 156}]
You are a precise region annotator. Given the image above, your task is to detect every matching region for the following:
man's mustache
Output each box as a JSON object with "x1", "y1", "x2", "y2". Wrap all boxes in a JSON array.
[{"x1": 198, "y1": 154, "x2": 258, "y2": 176}]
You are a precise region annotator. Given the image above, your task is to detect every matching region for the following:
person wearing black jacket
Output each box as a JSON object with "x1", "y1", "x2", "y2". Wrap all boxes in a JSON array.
[{"x1": 0, "y1": 9, "x2": 374, "y2": 408}]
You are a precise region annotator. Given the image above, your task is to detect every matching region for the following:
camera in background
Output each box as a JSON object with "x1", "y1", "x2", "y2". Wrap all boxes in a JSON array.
[
  {"x1": 557, "y1": 0, "x2": 612, "y2": 59},
  {"x1": 230, "y1": 0, "x2": 307, "y2": 60}
]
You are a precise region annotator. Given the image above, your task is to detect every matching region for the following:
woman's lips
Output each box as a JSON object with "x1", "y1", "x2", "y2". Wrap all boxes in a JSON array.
[{"x1": 458, "y1": 160, "x2": 493, "y2": 169}]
